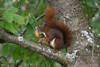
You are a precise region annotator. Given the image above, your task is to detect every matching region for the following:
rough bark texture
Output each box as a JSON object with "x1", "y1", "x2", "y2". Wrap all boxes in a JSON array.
[{"x1": 47, "y1": 0, "x2": 100, "y2": 67}]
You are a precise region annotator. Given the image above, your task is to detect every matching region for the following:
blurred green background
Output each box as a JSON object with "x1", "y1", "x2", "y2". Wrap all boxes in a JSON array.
[{"x1": 0, "y1": 0, "x2": 100, "y2": 67}]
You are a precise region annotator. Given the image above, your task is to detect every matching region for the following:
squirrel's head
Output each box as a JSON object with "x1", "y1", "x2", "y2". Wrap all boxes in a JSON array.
[{"x1": 34, "y1": 22, "x2": 46, "y2": 38}]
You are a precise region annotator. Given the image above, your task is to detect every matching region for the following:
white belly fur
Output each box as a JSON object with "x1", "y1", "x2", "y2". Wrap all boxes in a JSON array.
[{"x1": 50, "y1": 38, "x2": 56, "y2": 48}]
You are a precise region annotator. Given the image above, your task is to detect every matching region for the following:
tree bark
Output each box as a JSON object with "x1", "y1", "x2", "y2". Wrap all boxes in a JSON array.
[{"x1": 48, "y1": 0, "x2": 100, "y2": 67}]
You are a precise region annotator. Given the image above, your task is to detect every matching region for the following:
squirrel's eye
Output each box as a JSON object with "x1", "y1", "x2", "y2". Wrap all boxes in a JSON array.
[
  {"x1": 40, "y1": 33, "x2": 45, "y2": 38},
  {"x1": 39, "y1": 32, "x2": 46, "y2": 38}
]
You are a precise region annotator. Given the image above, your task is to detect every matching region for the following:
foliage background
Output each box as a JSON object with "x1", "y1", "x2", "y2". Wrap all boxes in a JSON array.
[{"x1": 0, "y1": 0, "x2": 100, "y2": 67}]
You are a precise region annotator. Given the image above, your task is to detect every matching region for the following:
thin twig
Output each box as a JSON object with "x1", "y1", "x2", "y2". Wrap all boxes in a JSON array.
[
  {"x1": 36, "y1": 13, "x2": 44, "y2": 21},
  {"x1": 19, "y1": 28, "x2": 26, "y2": 36},
  {"x1": 19, "y1": 13, "x2": 44, "y2": 36}
]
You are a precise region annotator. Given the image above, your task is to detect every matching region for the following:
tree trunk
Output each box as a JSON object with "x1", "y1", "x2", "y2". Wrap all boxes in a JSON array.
[{"x1": 48, "y1": 0, "x2": 100, "y2": 67}]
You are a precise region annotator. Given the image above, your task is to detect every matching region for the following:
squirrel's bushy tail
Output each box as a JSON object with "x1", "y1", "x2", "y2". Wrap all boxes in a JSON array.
[
  {"x1": 44, "y1": 7, "x2": 73, "y2": 48},
  {"x1": 44, "y1": 7, "x2": 54, "y2": 20}
]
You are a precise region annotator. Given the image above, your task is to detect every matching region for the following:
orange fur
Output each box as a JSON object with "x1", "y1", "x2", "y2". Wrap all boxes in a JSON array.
[
  {"x1": 44, "y1": 7, "x2": 72, "y2": 48},
  {"x1": 36, "y1": 7, "x2": 72, "y2": 52}
]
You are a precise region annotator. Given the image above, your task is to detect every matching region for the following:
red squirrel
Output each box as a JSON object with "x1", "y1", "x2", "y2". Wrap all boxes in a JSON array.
[{"x1": 34, "y1": 7, "x2": 72, "y2": 53}]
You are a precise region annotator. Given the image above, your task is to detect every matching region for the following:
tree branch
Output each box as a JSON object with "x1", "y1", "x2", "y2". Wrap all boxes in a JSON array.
[{"x1": 0, "y1": 27, "x2": 73, "y2": 65}]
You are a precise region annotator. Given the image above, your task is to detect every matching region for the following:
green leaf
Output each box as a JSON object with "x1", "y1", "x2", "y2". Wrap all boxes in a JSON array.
[
  {"x1": 2, "y1": 43, "x2": 16, "y2": 56},
  {"x1": 34, "y1": 0, "x2": 46, "y2": 16},
  {"x1": 13, "y1": 14, "x2": 25, "y2": 25},
  {"x1": 13, "y1": 46, "x2": 24, "y2": 61},
  {"x1": 3, "y1": 7, "x2": 18, "y2": 23},
  {"x1": 6, "y1": 7, "x2": 18, "y2": 14},
  {"x1": 3, "y1": 12, "x2": 14, "y2": 23},
  {"x1": 0, "y1": 21, "x2": 4, "y2": 27},
  {"x1": 60, "y1": 48, "x2": 67, "y2": 53},
  {"x1": 1, "y1": 64, "x2": 9, "y2": 67},
  {"x1": 0, "y1": 21, "x2": 18, "y2": 33}
]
